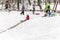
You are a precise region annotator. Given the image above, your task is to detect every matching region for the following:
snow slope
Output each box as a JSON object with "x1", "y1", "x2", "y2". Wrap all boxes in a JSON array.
[
  {"x1": 0, "y1": 4, "x2": 60, "y2": 40},
  {"x1": 0, "y1": 13, "x2": 60, "y2": 40},
  {"x1": 0, "y1": 11, "x2": 44, "y2": 32}
]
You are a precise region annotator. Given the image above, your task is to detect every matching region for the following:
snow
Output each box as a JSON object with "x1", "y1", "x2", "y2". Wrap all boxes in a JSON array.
[
  {"x1": 0, "y1": 11, "x2": 59, "y2": 40},
  {"x1": 0, "y1": 4, "x2": 60, "y2": 40},
  {"x1": 0, "y1": 15, "x2": 60, "y2": 40}
]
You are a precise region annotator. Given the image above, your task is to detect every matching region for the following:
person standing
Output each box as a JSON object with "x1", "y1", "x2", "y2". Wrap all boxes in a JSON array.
[
  {"x1": 44, "y1": 2, "x2": 51, "y2": 17},
  {"x1": 33, "y1": 1, "x2": 35, "y2": 14},
  {"x1": 20, "y1": 4, "x2": 25, "y2": 15}
]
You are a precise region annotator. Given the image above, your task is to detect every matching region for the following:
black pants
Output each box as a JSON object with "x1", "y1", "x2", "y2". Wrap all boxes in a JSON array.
[
  {"x1": 33, "y1": 8, "x2": 35, "y2": 14},
  {"x1": 46, "y1": 10, "x2": 51, "y2": 16},
  {"x1": 21, "y1": 10, "x2": 24, "y2": 15}
]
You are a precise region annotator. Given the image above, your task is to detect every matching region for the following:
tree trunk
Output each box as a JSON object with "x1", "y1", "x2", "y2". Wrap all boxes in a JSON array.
[
  {"x1": 19, "y1": 0, "x2": 21, "y2": 3},
  {"x1": 55, "y1": 0, "x2": 58, "y2": 12},
  {"x1": 53, "y1": 0, "x2": 56, "y2": 11},
  {"x1": 28, "y1": 0, "x2": 31, "y2": 5},
  {"x1": 37, "y1": 0, "x2": 42, "y2": 10},
  {"x1": 53, "y1": 0, "x2": 58, "y2": 12},
  {"x1": 58, "y1": 0, "x2": 60, "y2": 4},
  {"x1": 17, "y1": 0, "x2": 19, "y2": 10}
]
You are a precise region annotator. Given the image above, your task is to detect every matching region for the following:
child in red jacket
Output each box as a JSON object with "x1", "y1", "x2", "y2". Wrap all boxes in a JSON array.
[{"x1": 26, "y1": 15, "x2": 30, "y2": 20}]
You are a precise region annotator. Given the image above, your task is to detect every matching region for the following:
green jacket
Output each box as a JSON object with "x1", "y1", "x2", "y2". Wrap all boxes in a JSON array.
[{"x1": 45, "y1": 3, "x2": 51, "y2": 10}]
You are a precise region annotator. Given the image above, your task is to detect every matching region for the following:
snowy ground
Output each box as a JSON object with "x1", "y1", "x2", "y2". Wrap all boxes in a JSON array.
[
  {"x1": 0, "y1": 10, "x2": 59, "y2": 40},
  {"x1": 0, "y1": 4, "x2": 60, "y2": 40},
  {"x1": 0, "y1": 11, "x2": 44, "y2": 32}
]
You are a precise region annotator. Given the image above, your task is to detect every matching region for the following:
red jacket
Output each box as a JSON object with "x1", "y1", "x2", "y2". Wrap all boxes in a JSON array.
[{"x1": 26, "y1": 15, "x2": 30, "y2": 20}]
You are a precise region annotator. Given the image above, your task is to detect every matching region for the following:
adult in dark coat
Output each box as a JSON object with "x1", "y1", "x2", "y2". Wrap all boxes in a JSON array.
[{"x1": 20, "y1": 4, "x2": 25, "y2": 15}]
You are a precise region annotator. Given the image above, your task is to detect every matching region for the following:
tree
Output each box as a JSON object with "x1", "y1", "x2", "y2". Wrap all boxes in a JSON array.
[
  {"x1": 53, "y1": 0, "x2": 56, "y2": 11},
  {"x1": 17, "y1": 0, "x2": 20, "y2": 10},
  {"x1": 53, "y1": 0, "x2": 58, "y2": 12},
  {"x1": 58, "y1": 0, "x2": 60, "y2": 4},
  {"x1": 37, "y1": 0, "x2": 42, "y2": 10},
  {"x1": 19, "y1": 0, "x2": 21, "y2": 3},
  {"x1": 28, "y1": 0, "x2": 31, "y2": 5},
  {"x1": 54, "y1": 0, "x2": 58, "y2": 12}
]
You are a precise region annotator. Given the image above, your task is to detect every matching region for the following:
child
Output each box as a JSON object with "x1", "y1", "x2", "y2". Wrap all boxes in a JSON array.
[{"x1": 45, "y1": 2, "x2": 51, "y2": 17}]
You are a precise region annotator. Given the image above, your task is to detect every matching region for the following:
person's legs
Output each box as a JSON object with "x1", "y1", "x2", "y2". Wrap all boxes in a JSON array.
[
  {"x1": 20, "y1": 11, "x2": 24, "y2": 15},
  {"x1": 46, "y1": 10, "x2": 51, "y2": 17},
  {"x1": 48, "y1": 10, "x2": 51, "y2": 17},
  {"x1": 22, "y1": 11, "x2": 24, "y2": 15},
  {"x1": 20, "y1": 11, "x2": 22, "y2": 14},
  {"x1": 33, "y1": 8, "x2": 35, "y2": 14},
  {"x1": 44, "y1": 10, "x2": 48, "y2": 17},
  {"x1": 33, "y1": 10, "x2": 34, "y2": 14}
]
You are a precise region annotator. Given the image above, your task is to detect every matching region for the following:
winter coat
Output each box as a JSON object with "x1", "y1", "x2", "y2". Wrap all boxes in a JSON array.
[{"x1": 45, "y1": 2, "x2": 51, "y2": 10}]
